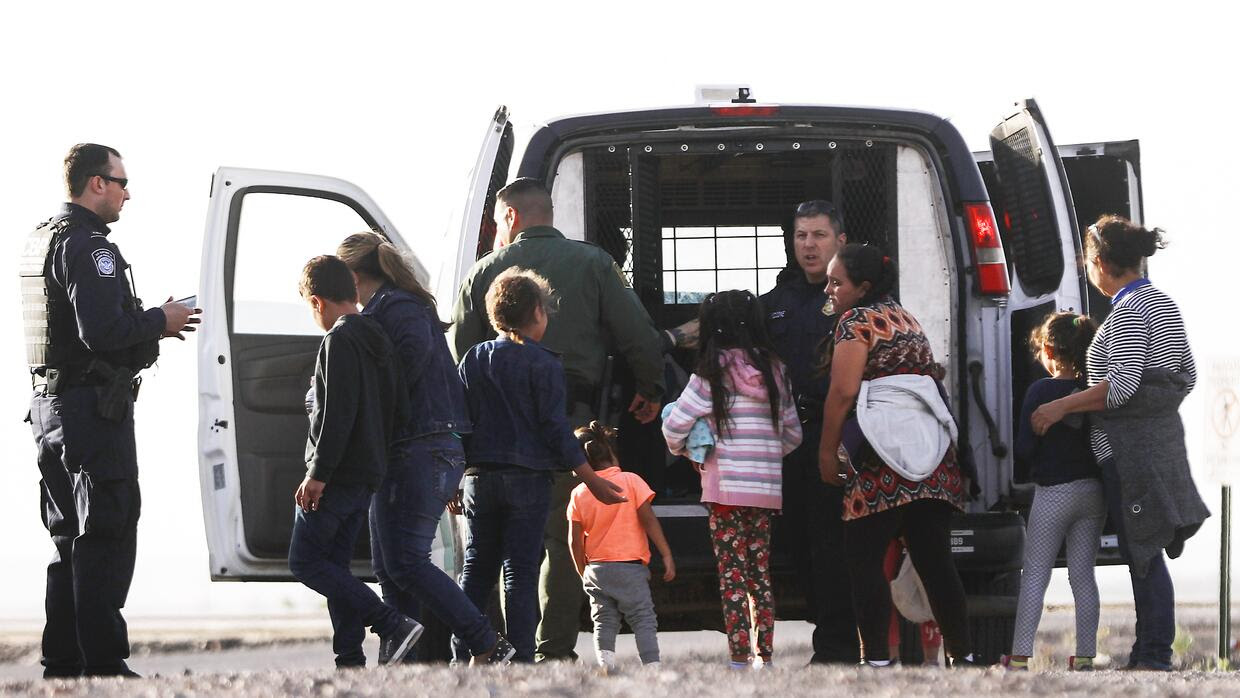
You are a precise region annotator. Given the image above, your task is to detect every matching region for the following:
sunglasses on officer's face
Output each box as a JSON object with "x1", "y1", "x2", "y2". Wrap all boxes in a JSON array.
[{"x1": 97, "y1": 174, "x2": 129, "y2": 190}]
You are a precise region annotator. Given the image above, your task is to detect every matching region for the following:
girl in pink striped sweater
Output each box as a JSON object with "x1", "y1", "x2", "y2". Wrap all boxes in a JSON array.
[{"x1": 662, "y1": 290, "x2": 802, "y2": 669}]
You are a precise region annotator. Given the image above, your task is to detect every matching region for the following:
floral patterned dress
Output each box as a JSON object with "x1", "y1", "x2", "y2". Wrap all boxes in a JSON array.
[{"x1": 833, "y1": 297, "x2": 966, "y2": 521}]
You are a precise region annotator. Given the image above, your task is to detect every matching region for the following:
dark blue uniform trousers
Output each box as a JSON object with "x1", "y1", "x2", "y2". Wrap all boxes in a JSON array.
[{"x1": 29, "y1": 387, "x2": 140, "y2": 677}]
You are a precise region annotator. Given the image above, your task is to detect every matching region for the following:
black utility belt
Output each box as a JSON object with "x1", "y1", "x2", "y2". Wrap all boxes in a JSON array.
[{"x1": 33, "y1": 364, "x2": 142, "y2": 401}]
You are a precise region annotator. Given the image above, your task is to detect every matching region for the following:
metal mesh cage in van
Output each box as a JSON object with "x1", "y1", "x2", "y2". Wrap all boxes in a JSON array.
[{"x1": 581, "y1": 139, "x2": 898, "y2": 323}]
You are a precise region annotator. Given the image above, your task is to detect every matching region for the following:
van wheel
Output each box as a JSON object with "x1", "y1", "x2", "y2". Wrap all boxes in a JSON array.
[{"x1": 962, "y1": 570, "x2": 1020, "y2": 665}]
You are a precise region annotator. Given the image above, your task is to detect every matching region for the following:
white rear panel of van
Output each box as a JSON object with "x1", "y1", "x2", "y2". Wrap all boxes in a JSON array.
[{"x1": 896, "y1": 145, "x2": 957, "y2": 405}]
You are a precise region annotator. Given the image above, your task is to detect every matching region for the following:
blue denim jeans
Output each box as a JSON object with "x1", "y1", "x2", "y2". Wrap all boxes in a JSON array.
[
  {"x1": 288, "y1": 481, "x2": 399, "y2": 666},
  {"x1": 455, "y1": 467, "x2": 553, "y2": 663},
  {"x1": 370, "y1": 435, "x2": 496, "y2": 658},
  {"x1": 1100, "y1": 459, "x2": 1175, "y2": 669}
]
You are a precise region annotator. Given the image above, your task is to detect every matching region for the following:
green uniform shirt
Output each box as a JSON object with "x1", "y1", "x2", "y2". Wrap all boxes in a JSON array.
[{"x1": 449, "y1": 225, "x2": 664, "y2": 402}]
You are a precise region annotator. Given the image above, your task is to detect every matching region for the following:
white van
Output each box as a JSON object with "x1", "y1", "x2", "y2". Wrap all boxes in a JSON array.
[{"x1": 196, "y1": 89, "x2": 1140, "y2": 662}]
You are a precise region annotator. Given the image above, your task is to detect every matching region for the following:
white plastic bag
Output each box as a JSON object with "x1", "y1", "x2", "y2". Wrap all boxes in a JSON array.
[{"x1": 890, "y1": 554, "x2": 935, "y2": 624}]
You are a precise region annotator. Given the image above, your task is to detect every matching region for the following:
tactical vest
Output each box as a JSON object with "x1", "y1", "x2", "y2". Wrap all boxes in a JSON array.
[{"x1": 20, "y1": 216, "x2": 159, "y2": 375}]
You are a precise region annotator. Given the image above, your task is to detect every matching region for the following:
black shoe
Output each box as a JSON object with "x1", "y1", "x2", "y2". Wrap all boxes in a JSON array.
[
  {"x1": 378, "y1": 616, "x2": 424, "y2": 666},
  {"x1": 84, "y1": 665, "x2": 141, "y2": 678},
  {"x1": 948, "y1": 655, "x2": 988, "y2": 669},
  {"x1": 473, "y1": 634, "x2": 516, "y2": 666}
]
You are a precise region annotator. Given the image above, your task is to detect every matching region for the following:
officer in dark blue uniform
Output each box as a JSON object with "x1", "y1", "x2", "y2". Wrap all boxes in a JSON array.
[
  {"x1": 760, "y1": 199, "x2": 859, "y2": 664},
  {"x1": 22, "y1": 144, "x2": 199, "y2": 678}
]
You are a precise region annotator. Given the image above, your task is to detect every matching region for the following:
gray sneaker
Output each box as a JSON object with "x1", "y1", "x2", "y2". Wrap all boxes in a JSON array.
[{"x1": 378, "y1": 617, "x2": 424, "y2": 666}]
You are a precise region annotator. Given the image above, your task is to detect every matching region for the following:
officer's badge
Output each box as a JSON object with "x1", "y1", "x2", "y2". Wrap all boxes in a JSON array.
[
  {"x1": 92, "y1": 249, "x2": 117, "y2": 278},
  {"x1": 769, "y1": 310, "x2": 786, "y2": 319}
]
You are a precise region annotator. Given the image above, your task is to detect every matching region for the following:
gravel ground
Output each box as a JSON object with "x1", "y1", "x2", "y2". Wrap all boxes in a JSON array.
[{"x1": 1, "y1": 606, "x2": 1237, "y2": 696}]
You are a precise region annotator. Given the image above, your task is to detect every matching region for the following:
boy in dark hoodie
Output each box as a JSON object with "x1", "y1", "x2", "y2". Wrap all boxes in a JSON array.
[{"x1": 289, "y1": 254, "x2": 420, "y2": 667}]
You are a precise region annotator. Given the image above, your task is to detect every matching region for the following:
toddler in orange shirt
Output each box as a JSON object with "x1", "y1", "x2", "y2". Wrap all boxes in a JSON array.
[{"x1": 568, "y1": 422, "x2": 675, "y2": 670}]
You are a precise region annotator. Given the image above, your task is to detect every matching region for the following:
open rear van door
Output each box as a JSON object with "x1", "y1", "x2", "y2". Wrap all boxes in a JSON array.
[
  {"x1": 970, "y1": 100, "x2": 1083, "y2": 494},
  {"x1": 197, "y1": 167, "x2": 420, "y2": 579},
  {"x1": 436, "y1": 106, "x2": 514, "y2": 319}
]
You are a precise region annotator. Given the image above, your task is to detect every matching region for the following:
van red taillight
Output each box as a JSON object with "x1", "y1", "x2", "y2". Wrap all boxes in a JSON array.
[
  {"x1": 710, "y1": 106, "x2": 779, "y2": 117},
  {"x1": 964, "y1": 202, "x2": 1011, "y2": 296}
]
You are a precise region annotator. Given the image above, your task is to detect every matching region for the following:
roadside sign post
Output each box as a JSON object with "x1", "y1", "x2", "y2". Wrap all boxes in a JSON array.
[{"x1": 1205, "y1": 357, "x2": 1240, "y2": 668}]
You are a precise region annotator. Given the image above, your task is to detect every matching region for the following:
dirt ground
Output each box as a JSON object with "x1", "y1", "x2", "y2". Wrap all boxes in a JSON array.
[{"x1": 1, "y1": 605, "x2": 1237, "y2": 696}]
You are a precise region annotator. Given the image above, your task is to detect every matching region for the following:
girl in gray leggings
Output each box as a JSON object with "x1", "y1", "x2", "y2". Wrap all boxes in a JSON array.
[{"x1": 1006, "y1": 313, "x2": 1103, "y2": 671}]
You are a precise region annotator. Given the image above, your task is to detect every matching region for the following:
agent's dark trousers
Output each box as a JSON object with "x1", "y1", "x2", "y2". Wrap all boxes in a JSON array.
[
  {"x1": 1100, "y1": 459, "x2": 1175, "y2": 669},
  {"x1": 844, "y1": 498, "x2": 972, "y2": 662},
  {"x1": 30, "y1": 389, "x2": 141, "y2": 678},
  {"x1": 777, "y1": 423, "x2": 859, "y2": 664},
  {"x1": 288, "y1": 481, "x2": 402, "y2": 665}
]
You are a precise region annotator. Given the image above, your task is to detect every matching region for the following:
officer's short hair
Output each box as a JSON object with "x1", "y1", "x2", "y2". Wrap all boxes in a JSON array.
[
  {"x1": 496, "y1": 178, "x2": 553, "y2": 222},
  {"x1": 64, "y1": 143, "x2": 122, "y2": 197},
  {"x1": 299, "y1": 255, "x2": 358, "y2": 303},
  {"x1": 793, "y1": 199, "x2": 845, "y2": 236}
]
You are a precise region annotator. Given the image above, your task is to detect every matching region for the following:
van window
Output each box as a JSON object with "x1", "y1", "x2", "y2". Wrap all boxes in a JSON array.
[
  {"x1": 231, "y1": 192, "x2": 372, "y2": 335},
  {"x1": 661, "y1": 224, "x2": 785, "y2": 304},
  {"x1": 982, "y1": 129, "x2": 1067, "y2": 298}
]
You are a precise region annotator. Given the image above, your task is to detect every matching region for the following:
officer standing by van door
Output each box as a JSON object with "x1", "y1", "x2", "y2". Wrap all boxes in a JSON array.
[
  {"x1": 22, "y1": 144, "x2": 199, "y2": 678},
  {"x1": 760, "y1": 199, "x2": 859, "y2": 664},
  {"x1": 450, "y1": 178, "x2": 664, "y2": 662}
]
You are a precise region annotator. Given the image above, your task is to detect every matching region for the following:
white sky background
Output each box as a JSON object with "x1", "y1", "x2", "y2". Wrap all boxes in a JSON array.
[{"x1": 0, "y1": 1, "x2": 1237, "y2": 622}]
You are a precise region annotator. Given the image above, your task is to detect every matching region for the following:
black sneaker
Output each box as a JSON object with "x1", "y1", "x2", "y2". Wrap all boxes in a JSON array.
[
  {"x1": 948, "y1": 654, "x2": 988, "y2": 669},
  {"x1": 378, "y1": 616, "x2": 424, "y2": 666},
  {"x1": 83, "y1": 665, "x2": 142, "y2": 678},
  {"x1": 472, "y1": 634, "x2": 516, "y2": 666}
]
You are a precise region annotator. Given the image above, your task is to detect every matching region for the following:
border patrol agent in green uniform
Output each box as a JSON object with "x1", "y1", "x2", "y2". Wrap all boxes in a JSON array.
[{"x1": 450, "y1": 178, "x2": 664, "y2": 661}]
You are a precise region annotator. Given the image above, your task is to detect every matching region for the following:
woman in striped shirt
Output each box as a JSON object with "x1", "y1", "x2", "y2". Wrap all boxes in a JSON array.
[
  {"x1": 662, "y1": 289, "x2": 802, "y2": 669},
  {"x1": 1032, "y1": 215, "x2": 1199, "y2": 671}
]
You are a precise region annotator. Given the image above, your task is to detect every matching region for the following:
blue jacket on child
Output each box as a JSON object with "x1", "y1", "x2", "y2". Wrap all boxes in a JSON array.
[{"x1": 458, "y1": 335, "x2": 584, "y2": 471}]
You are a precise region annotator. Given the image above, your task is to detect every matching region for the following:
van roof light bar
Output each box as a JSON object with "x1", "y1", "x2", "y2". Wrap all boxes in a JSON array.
[{"x1": 696, "y1": 84, "x2": 756, "y2": 104}]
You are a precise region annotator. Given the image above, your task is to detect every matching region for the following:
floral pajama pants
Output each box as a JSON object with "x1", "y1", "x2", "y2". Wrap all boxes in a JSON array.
[{"x1": 708, "y1": 504, "x2": 774, "y2": 659}]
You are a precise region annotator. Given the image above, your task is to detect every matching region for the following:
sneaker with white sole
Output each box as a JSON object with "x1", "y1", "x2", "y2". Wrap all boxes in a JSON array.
[{"x1": 378, "y1": 616, "x2": 423, "y2": 666}]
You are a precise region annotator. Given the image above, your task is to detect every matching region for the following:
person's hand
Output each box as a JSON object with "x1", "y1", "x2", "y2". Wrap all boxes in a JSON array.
[
  {"x1": 584, "y1": 474, "x2": 628, "y2": 505},
  {"x1": 447, "y1": 489, "x2": 464, "y2": 516},
  {"x1": 161, "y1": 297, "x2": 202, "y2": 340},
  {"x1": 628, "y1": 394, "x2": 660, "y2": 424},
  {"x1": 1031, "y1": 400, "x2": 1068, "y2": 436},
  {"x1": 295, "y1": 476, "x2": 326, "y2": 512},
  {"x1": 819, "y1": 453, "x2": 851, "y2": 487},
  {"x1": 661, "y1": 554, "x2": 676, "y2": 582},
  {"x1": 690, "y1": 460, "x2": 705, "y2": 475}
]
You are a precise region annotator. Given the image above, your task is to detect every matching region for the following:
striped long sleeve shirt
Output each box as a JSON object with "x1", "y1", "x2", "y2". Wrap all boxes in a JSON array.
[
  {"x1": 1086, "y1": 280, "x2": 1196, "y2": 462},
  {"x1": 662, "y1": 354, "x2": 801, "y2": 510}
]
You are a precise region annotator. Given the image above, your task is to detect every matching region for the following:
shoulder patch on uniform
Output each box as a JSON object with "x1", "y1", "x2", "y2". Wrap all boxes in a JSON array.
[{"x1": 92, "y1": 249, "x2": 117, "y2": 277}]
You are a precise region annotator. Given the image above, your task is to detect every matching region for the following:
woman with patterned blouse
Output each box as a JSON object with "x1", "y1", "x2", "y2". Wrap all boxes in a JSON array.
[{"x1": 817, "y1": 244, "x2": 974, "y2": 668}]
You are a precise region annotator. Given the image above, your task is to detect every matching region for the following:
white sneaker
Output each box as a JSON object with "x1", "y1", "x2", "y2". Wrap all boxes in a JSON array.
[{"x1": 598, "y1": 650, "x2": 618, "y2": 673}]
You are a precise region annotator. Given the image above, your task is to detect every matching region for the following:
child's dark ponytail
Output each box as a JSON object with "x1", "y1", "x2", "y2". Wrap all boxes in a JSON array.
[
  {"x1": 574, "y1": 421, "x2": 619, "y2": 470},
  {"x1": 1030, "y1": 312, "x2": 1098, "y2": 380}
]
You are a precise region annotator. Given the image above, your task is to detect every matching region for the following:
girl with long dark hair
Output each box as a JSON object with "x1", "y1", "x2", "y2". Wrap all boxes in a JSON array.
[{"x1": 662, "y1": 289, "x2": 802, "y2": 669}]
